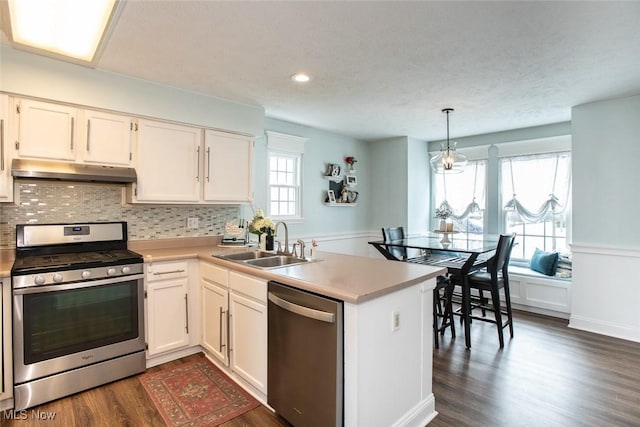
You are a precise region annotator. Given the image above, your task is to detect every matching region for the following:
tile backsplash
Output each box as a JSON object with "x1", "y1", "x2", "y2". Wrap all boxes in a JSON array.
[{"x1": 0, "y1": 181, "x2": 240, "y2": 248}]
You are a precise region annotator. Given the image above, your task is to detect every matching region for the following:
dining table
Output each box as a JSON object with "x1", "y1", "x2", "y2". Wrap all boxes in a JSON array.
[{"x1": 368, "y1": 233, "x2": 500, "y2": 348}]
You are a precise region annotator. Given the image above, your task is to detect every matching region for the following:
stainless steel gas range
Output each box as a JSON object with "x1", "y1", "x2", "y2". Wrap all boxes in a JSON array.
[{"x1": 10, "y1": 222, "x2": 146, "y2": 410}]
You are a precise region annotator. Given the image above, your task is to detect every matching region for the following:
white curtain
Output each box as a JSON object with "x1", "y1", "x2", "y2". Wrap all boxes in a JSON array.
[
  {"x1": 501, "y1": 152, "x2": 571, "y2": 222},
  {"x1": 434, "y1": 160, "x2": 486, "y2": 223}
]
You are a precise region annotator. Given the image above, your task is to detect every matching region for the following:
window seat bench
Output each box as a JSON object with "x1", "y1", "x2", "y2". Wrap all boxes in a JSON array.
[{"x1": 507, "y1": 265, "x2": 572, "y2": 319}]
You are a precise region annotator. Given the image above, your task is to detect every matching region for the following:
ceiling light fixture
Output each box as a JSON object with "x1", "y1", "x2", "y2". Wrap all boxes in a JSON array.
[
  {"x1": 290, "y1": 73, "x2": 311, "y2": 83},
  {"x1": 6, "y1": 0, "x2": 121, "y2": 64},
  {"x1": 430, "y1": 108, "x2": 467, "y2": 174}
]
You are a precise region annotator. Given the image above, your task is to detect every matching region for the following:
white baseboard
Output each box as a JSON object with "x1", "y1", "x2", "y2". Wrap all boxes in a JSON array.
[
  {"x1": 569, "y1": 314, "x2": 639, "y2": 343},
  {"x1": 145, "y1": 345, "x2": 202, "y2": 368},
  {"x1": 391, "y1": 394, "x2": 437, "y2": 427}
]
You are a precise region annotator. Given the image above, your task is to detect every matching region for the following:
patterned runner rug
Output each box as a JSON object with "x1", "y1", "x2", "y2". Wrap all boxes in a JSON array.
[{"x1": 139, "y1": 358, "x2": 260, "y2": 426}]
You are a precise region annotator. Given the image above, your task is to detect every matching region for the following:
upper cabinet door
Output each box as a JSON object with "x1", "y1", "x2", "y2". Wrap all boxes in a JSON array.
[
  {"x1": 134, "y1": 119, "x2": 202, "y2": 202},
  {"x1": 15, "y1": 98, "x2": 77, "y2": 161},
  {"x1": 203, "y1": 130, "x2": 253, "y2": 203},
  {"x1": 80, "y1": 110, "x2": 132, "y2": 166},
  {"x1": 0, "y1": 94, "x2": 12, "y2": 202}
]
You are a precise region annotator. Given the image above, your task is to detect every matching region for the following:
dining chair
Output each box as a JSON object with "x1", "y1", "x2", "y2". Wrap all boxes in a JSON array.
[
  {"x1": 381, "y1": 227, "x2": 408, "y2": 260},
  {"x1": 381, "y1": 227, "x2": 455, "y2": 347},
  {"x1": 465, "y1": 233, "x2": 516, "y2": 348}
]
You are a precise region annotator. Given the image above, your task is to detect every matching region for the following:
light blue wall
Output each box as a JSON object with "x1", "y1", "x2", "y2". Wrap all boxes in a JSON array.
[
  {"x1": 572, "y1": 94, "x2": 640, "y2": 248},
  {"x1": 0, "y1": 47, "x2": 264, "y2": 135},
  {"x1": 370, "y1": 137, "x2": 408, "y2": 233},
  {"x1": 246, "y1": 118, "x2": 370, "y2": 238},
  {"x1": 428, "y1": 121, "x2": 572, "y2": 151},
  {"x1": 407, "y1": 137, "x2": 430, "y2": 235}
]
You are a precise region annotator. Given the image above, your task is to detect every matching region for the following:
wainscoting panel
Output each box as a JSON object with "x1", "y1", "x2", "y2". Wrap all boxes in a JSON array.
[{"x1": 570, "y1": 244, "x2": 640, "y2": 343}]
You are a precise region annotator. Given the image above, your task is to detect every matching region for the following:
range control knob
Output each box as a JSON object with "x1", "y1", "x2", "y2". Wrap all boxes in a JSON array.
[
  {"x1": 121, "y1": 266, "x2": 131, "y2": 274},
  {"x1": 107, "y1": 268, "x2": 117, "y2": 276},
  {"x1": 34, "y1": 275, "x2": 46, "y2": 285},
  {"x1": 52, "y1": 273, "x2": 64, "y2": 283},
  {"x1": 81, "y1": 270, "x2": 92, "y2": 280}
]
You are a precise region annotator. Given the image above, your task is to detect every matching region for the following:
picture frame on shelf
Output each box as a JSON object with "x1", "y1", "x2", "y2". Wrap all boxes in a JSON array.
[
  {"x1": 325, "y1": 163, "x2": 341, "y2": 177},
  {"x1": 345, "y1": 175, "x2": 357, "y2": 186},
  {"x1": 327, "y1": 189, "x2": 336, "y2": 203}
]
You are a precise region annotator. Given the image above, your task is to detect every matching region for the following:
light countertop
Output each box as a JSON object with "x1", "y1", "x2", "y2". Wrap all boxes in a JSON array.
[{"x1": 132, "y1": 238, "x2": 445, "y2": 304}]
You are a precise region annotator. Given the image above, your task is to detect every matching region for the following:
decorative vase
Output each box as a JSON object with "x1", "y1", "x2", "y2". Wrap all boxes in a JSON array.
[
  {"x1": 266, "y1": 234, "x2": 274, "y2": 251},
  {"x1": 259, "y1": 234, "x2": 266, "y2": 251},
  {"x1": 439, "y1": 219, "x2": 447, "y2": 232}
]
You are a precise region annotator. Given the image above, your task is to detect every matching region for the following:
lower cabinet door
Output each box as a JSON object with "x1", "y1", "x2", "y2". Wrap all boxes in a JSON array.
[
  {"x1": 201, "y1": 280, "x2": 229, "y2": 365},
  {"x1": 229, "y1": 291, "x2": 267, "y2": 394},
  {"x1": 146, "y1": 278, "x2": 190, "y2": 356}
]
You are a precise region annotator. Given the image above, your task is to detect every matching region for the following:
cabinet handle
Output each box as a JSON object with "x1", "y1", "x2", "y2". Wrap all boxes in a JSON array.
[
  {"x1": 227, "y1": 312, "x2": 232, "y2": 354},
  {"x1": 1, "y1": 119, "x2": 4, "y2": 171},
  {"x1": 206, "y1": 146, "x2": 211, "y2": 182},
  {"x1": 185, "y1": 293, "x2": 189, "y2": 334},
  {"x1": 86, "y1": 119, "x2": 91, "y2": 152},
  {"x1": 70, "y1": 117, "x2": 74, "y2": 150},
  {"x1": 219, "y1": 306, "x2": 226, "y2": 352},
  {"x1": 196, "y1": 146, "x2": 200, "y2": 182},
  {"x1": 152, "y1": 269, "x2": 185, "y2": 276}
]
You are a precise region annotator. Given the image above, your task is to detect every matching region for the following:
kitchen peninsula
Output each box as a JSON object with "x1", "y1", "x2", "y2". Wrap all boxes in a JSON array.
[{"x1": 132, "y1": 237, "x2": 445, "y2": 427}]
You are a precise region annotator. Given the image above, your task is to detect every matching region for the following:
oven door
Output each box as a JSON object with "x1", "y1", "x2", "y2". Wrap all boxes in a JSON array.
[{"x1": 13, "y1": 274, "x2": 145, "y2": 384}]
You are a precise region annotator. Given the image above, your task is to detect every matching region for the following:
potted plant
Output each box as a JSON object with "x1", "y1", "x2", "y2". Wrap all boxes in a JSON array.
[
  {"x1": 434, "y1": 205, "x2": 452, "y2": 231},
  {"x1": 248, "y1": 208, "x2": 275, "y2": 250}
]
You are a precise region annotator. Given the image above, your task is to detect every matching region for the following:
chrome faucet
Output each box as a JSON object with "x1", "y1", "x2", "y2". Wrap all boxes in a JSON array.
[
  {"x1": 275, "y1": 221, "x2": 290, "y2": 255},
  {"x1": 296, "y1": 239, "x2": 306, "y2": 260}
]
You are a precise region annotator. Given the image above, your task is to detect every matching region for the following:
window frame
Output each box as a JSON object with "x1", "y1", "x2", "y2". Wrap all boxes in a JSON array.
[
  {"x1": 266, "y1": 131, "x2": 307, "y2": 222},
  {"x1": 499, "y1": 150, "x2": 572, "y2": 262}
]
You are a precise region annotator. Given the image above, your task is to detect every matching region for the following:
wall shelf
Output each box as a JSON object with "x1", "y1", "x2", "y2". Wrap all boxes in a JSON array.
[
  {"x1": 323, "y1": 175, "x2": 343, "y2": 183},
  {"x1": 324, "y1": 202, "x2": 358, "y2": 207}
]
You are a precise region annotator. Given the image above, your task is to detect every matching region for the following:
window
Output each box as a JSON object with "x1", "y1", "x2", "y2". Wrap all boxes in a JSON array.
[
  {"x1": 433, "y1": 159, "x2": 487, "y2": 234},
  {"x1": 266, "y1": 131, "x2": 307, "y2": 220},
  {"x1": 268, "y1": 152, "x2": 301, "y2": 217},
  {"x1": 500, "y1": 152, "x2": 571, "y2": 261}
]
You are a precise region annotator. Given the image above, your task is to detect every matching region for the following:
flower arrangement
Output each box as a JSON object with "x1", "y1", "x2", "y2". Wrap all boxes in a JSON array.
[
  {"x1": 345, "y1": 156, "x2": 358, "y2": 167},
  {"x1": 248, "y1": 208, "x2": 275, "y2": 235},
  {"x1": 434, "y1": 205, "x2": 452, "y2": 220}
]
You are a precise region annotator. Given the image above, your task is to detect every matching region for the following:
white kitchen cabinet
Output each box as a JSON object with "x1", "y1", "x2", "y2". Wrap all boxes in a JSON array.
[
  {"x1": 132, "y1": 119, "x2": 202, "y2": 202},
  {"x1": 228, "y1": 271, "x2": 267, "y2": 395},
  {"x1": 78, "y1": 109, "x2": 133, "y2": 166},
  {"x1": 201, "y1": 262, "x2": 229, "y2": 365},
  {"x1": 199, "y1": 263, "x2": 267, "y2": 396},
  {"x1": 203, "y1": 130, "x2": 253, "y2": 203},
  {"x1": 12, "y1": 98, "x2": 134, "y2": 167},
  {"x1": 0, "y1": 94, "x2": 12, "y2": 202},
  {"x1": 145, "y1": 261, "x2": 191, "y2": 356},
  {"x1": 13, "y1": 98, "x2": 77, "y2": 161},
  {"x1": 1, "y1": 277, "x2": 12, "y2": 408}
]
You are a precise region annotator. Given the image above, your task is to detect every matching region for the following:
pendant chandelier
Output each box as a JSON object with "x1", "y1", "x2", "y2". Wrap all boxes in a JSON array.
[{"x1": 430, "y1": 108, "x2": 467, "y2": 174}]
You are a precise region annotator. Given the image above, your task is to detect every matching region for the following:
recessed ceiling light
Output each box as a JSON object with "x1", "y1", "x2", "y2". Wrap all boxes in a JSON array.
[
  {"x1": 290, "y1": 73, "x2": 312, "y2": 83},
  {"x1": 7, "y1": 0, "x2": 121, "y2": 63}
]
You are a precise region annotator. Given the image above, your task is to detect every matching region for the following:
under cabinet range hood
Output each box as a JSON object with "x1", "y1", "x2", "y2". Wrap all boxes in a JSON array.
[{"x1": 11, "y1": 159, "x2": 137, "y2": 183}]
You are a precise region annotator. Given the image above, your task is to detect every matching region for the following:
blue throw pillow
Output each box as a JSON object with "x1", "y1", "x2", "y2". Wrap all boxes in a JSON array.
[{"x1": 529, "y1": 248, "x2": 559, "y2": 276}]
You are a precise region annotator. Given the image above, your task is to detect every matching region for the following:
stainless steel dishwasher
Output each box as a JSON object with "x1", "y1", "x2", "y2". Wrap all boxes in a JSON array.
[{"x1": 267, "y1": 281, "x2": 343, "y2": 427}]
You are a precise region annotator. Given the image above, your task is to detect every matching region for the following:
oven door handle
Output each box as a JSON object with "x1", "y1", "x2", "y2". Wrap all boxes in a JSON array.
[{"x1": 12, "y1": 274, "x2": 145, "y2": 295}]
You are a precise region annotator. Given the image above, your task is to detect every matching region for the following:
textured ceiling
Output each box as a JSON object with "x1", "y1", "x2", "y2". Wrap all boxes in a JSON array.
[{"x1": 6, "y1": 1, "x2": 640, "y2": 141}]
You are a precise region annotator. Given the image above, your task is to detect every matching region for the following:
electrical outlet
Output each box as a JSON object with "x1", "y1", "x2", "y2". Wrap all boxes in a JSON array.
[
  {"x1": 392, "y1": 310, "x2": 400, "y2": 332},
  {"x1": 187, "y1": 217, "x2": 199, "y2": 229}
]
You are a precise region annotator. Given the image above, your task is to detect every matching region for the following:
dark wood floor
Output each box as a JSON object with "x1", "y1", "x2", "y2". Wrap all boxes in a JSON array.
[{"x1": 3, "y1": 310, "x2": 640, "y2": 426}]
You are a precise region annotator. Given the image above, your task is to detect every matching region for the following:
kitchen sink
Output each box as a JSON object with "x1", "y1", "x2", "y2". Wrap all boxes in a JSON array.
[
  {"x1": 219, "y1": 251, "x2": 277, "y2": 261},
  {"x1": 245, "y1": 255, "x2": 309, "y2": 269},
  {"x1": 216, "y1": 251, "x2": 314, "y2": 269}
]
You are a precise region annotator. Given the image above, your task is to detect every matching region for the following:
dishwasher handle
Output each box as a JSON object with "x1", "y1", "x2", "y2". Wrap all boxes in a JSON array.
[{"x1": 268, "y1": 292, "x2": 336, "y2": 324}]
